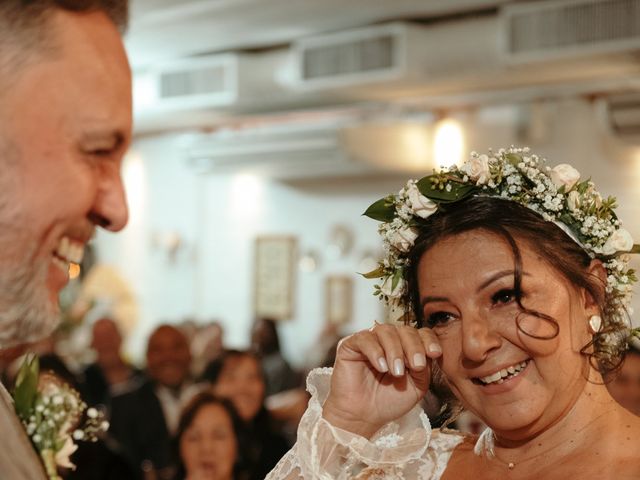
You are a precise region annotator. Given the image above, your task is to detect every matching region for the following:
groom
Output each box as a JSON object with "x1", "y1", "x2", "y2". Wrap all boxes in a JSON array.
[{"x1": 0, "y1": 1, "x2": 132, "y2": 477}]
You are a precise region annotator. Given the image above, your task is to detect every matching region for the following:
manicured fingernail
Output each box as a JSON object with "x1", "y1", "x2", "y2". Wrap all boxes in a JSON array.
[
  {"x1": 413, "y1": 353, "x2": 426, "y2": 368},
  {"x1": 393, "y1": 358, "x2": 405, "y2": 376},
  {"x1": 378, "y1": 357, "x2": 389, "y2": 372},
  {"x1": 428, "y1": 343, "x2": 442, "y2": 355}
]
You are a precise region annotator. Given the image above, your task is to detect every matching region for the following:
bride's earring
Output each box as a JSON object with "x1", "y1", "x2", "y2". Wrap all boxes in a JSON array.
[{"x1": 588, "y1": 315, "x2": 602, "y2": 334}]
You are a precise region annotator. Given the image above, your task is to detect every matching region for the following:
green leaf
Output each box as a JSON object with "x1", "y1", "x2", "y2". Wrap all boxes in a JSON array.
[
  {"x1": 576, "y1": 178, "x2": 592, "y2": 194},
  {"x1": 391, "y1": 267, "x2": 404, "y2": 292},
  {"x1": 13, "y1": 354, "x2": 39, "y2": 420},
  {"x1": 416, "y1": 177, "x2": 477, "y2": 203},
  {"x1": 631, "y1": 244, "x2": 640, "y2": 254},
  {"x1": 504, "y1": 153, "x2": 522, "y2": 167},
  {"x1": 363, "y1": 197, "x2": 396, "y2": 222},
  {"x1": 360, "y1": 266, "x2": 385, "y2": 279}
]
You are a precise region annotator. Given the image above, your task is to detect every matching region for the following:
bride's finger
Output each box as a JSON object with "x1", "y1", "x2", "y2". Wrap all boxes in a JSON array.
[
  {"x1": 339, "y1": 330, "x2": 390, "y2": 373},
  {"x1": 396, "y1": 324, "x2": 428, "y2": 371},
  {"x1": 417, "y1": 328, "x2": 443, "y2": 359},
  {"x1": 370, "y1": 323, "x2": 409, "y2": 377}
]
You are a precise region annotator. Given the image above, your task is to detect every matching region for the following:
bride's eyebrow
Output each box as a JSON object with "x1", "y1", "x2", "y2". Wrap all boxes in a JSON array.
[
  {"x1": 420, "y1": 296, "x2": 449, "y2": 308},
  {"x1": 476, "y1": 270, "x2": 530, "y2": 293}
]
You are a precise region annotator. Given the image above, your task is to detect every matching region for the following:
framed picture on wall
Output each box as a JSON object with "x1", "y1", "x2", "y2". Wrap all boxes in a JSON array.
[
  {"x1": 254, "y1": 235, "x2": 297, "y2": 321},
  {"x1": 325, "y1": 275, "x2": 353, "y2": 325}
]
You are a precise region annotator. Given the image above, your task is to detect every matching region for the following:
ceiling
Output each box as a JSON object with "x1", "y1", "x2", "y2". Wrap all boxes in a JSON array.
[
  {"x1": 125, "y1": 0, "x2": 640, "y2": 139},
  {"x1": 126, "y1": 0, "x2": 507, "y2": 68}
]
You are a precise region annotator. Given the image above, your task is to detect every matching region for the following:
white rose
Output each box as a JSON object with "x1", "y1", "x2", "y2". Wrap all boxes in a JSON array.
[
  {"x1": 567, "y1": 190, "x2": 581, "y2": 213},
  {"x1": 550, "y1": 164, "x2": 580, "y2": 191},
  {"x1": 461, "y1": 154, "x2": 491, "y2": 185},
  {"x1": 405, "y1": 183, "x2": 437, "y2": 219},
  {"x1": 55, "y1": 437, "x2": 78, "y2": 470},
  {"x1": 389, "y1": 227, "x2": 418, "y2": 253},
  {"x1": 602, "y1": 228, "x2": 634, "y2": 255},
  {"x1": 380, "y1": 275, "x2": 405, "y2": 298}
]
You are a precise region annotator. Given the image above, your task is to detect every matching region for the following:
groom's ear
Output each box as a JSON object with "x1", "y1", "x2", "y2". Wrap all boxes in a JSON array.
[{"x1": 583, "y1": 259, "x2": 607, "y2": 314}]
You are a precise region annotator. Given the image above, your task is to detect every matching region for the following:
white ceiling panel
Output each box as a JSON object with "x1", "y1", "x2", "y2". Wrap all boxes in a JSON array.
[{"x1": 126, "y1": 0, "x2": 507, "y2": 68}]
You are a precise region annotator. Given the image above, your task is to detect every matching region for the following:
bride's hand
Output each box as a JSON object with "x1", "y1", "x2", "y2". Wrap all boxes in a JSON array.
[{"x1": 322, "y1": 323, "x2": 442, "y2": 438}]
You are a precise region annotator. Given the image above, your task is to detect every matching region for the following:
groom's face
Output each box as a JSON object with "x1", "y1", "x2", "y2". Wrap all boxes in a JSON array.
[{"x1": 0, "y1": 9, "x2": 132, "y2": 347}]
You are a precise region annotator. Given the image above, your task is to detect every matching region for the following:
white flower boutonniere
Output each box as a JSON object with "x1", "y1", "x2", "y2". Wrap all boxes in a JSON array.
[{"x1": 13, "y1": 355, "x2": 109, "y2": 480}]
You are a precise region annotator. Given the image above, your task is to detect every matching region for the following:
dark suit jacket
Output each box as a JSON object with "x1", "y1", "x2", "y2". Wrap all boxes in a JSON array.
[{"x1": 109, "y1": 379, "x2": 176, "y2": 480}]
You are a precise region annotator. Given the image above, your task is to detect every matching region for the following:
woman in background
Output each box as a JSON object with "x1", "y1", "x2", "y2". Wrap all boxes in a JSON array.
[
  {"x1": 202, "y1": 350, "x2": 290, "y2": 480},
  {"x1": 174, "y1": 391, "x2": 243, "y2": 480}
]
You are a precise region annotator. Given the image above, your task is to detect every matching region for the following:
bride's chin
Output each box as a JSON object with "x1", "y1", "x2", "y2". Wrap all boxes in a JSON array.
[{"x1": 470, "y1": 402, "x2": 546, "y2": 435}]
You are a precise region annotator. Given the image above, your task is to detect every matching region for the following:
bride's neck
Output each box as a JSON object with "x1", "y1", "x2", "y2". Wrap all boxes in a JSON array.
[{"x1": 492, "y1": 368, "x2": 627, "y2": 456}]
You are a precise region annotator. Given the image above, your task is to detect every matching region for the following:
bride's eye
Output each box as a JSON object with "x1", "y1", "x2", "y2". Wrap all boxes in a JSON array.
[
  {"x1": 491, "y1": 288, "x2": 516, "y2": 305},
  {"x1": 426, "y1": 311, "x2": 455, "y2": 327}
]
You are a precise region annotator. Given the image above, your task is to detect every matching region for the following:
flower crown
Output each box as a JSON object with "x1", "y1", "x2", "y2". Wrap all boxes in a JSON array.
[{"x1": 364, "y1": 146, "x2": 639, "y2": 326}]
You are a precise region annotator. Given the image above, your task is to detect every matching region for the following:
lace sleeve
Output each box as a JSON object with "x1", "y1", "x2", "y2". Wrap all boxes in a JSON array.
[{"x1": 266, "y1": 368, "x2": 464, "y2": 480}]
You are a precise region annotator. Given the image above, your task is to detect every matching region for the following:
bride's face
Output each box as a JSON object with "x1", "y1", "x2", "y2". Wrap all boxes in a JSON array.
[{"x1": 416, "y1": 229, "x2": 598, "y2": 439}]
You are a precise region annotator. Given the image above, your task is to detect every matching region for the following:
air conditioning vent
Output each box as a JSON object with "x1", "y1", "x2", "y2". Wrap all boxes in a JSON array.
[
  {"x1": 159, "y1": 64, "x2": 228, "y2": 98},
  {"x1": 293, "y1": 23, "x2": 428, "y2": 89},
  {"x1": 302, "y1": 34, "x2": 396, "y2": 80},
  {"x1": 503, "y1": 0, "x2": 640, "y2": 62},
  {"x1": 144, "y1": 54, "x2": 238, "y2": 109}
]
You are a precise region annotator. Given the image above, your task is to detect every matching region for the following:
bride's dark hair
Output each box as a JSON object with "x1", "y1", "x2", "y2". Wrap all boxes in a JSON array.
[{"x1": 405, "y1": 196, "x2": 628, "y2": 375}]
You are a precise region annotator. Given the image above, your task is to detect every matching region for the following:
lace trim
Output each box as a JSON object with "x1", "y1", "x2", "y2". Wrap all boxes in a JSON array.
[{"x1": 266, "y1": 368, "x2": 466, "y2": 480}]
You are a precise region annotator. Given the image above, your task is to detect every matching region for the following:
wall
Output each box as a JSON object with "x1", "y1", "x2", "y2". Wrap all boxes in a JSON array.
[{"x1": 95, "y1": 98, "x2": 640, "y2": 365}]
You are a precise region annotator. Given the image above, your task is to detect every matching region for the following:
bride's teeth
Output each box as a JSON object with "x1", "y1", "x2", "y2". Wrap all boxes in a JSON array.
[{"x1": 480, "y1": 360, "x2": 529, "y2": 385}]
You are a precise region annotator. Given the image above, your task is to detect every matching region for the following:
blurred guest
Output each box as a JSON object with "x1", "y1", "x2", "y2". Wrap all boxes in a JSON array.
[
  {"x1": 174, "y1": 391, "x2": 245, "y2": 480},
  {"x1": 302, "y1": 322, "x2": 343, "y2": 372},
  {"x1": 203, "y1": 350, "x2": 289, "y2": 480},
  {"x1": 190, "y1": 321, "x2": 225, "y2": 378},
  {"x1": 83, "y1": 317, "x2": 142, "y2": 408},
  {"x1": 250, "y1": 318, "x2": 299, "y2": 396},
  {"x1": 2, "y1": 333, "x2": 82, "y2": 393},
  {"x1": 110, "y1": 324, "x2": 202, "y2": 480},
  {"x1": 607, "y1": 343, "x2": 640, "y2": 416}
]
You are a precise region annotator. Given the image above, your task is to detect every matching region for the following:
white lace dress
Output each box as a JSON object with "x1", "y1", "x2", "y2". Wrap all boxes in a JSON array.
[{"x1": 266, "y1": 368, "x2": 466, "y2": 480}]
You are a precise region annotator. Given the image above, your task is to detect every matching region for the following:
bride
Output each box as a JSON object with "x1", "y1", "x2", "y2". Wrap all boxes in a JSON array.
[{"x1": 267, "y1": 147, "x2": 640, "y2": 479}]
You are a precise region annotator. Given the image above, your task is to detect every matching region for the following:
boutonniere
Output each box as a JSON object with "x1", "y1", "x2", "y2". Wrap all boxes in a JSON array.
[{"x1": 12, "y1": 355, "x2": 109, "y2": 480}]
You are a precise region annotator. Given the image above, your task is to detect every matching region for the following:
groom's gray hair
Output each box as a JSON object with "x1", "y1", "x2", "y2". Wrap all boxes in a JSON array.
[{"x1": 0, "y1": 0, "x2": 128, "y2": 89}]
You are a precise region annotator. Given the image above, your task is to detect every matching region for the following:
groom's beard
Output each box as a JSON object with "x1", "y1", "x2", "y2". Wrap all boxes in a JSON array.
[
  {"x1": 0, "y1": 149, "x2": 59, "y2": 349},
  {"x1": 0, "y1": 246, "x2": 59, "y2": 349}
]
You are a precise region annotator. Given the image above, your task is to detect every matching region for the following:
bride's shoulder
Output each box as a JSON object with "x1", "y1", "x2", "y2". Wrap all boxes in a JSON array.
[{"x1": 430, "y1": 427, "x2": 476, "y2": 452}]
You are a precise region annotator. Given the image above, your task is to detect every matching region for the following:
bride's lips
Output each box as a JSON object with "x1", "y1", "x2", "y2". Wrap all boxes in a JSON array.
[{"x1": 471, "y1": 359, "x2": 531, "y2": 395}]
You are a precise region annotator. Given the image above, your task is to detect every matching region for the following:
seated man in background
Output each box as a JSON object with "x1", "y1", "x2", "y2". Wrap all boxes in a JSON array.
[
  {"x1": 607, "y1": 341, "x2": 640, "y2": 416},
  {"x1": 83, "y1": 317, "x2": 142, "y2": 409},
  {"x1": 110, "y1": 324, "x2": 202, "y2": 480}
]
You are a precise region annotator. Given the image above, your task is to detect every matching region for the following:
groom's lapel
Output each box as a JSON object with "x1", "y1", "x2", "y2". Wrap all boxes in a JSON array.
[{"x1": 0, "y1": 381, "x2": 47, "y2": 479}]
